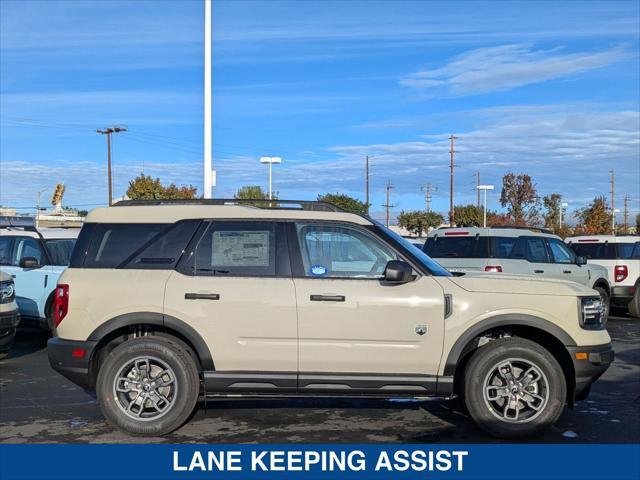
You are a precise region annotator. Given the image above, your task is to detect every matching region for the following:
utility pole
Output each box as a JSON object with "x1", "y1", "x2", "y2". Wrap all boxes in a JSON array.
[
  {"x1": 449, "y1": 135, "x2": 458, "y2": 226},
  {"x1": 203, "y1": 0, "x2": 214, "y2": 199},
  {"x1": 365, "y1": 155, "x2": 370, "y2": 215},
  {"x1": 382, "y1": 181, "x2": 395, "y2": 228},
  {"x1": 623, "y1": 194, "x2": 630, "y2": 234},
  {"x1": 97, "y1": 126, "x2": 127, "y2": 206},
  {"x1": 475, "y1": 172, "x2": 481, "y2": 208},
  {"x1": 35, "y1": 190, "x2": 41, "y2": 228},
  {"x1": 421, "y1": 182, "x2": 436, "y2": 212},
  {"x1": 609, "y1": 169, "x2": 615, "y2": 235}
]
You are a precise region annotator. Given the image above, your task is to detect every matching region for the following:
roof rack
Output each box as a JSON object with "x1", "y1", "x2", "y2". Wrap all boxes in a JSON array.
[
  {"x1": 113, "y1": 199, "x2": 344, "y2": 212},
  {"x1": 0, "y1": 216, "x2": 37, "y2": 231}
]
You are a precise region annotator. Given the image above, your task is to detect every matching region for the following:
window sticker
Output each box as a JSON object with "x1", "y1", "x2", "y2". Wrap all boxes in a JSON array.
[
  {"x1": 310, "y1": 264, "x2": 328, "y2": 276},
  {"x1": 212, "y1": 231, "x2": 270, "y2": 267}
]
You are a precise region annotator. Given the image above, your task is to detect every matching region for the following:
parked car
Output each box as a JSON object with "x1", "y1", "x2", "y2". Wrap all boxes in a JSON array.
[
  {"x1": 0, "y1": 217, "x2": 79, "y2": 331},
  {"x1": 49, "y1": 200, "x2": 612, "y2": 438},
  {"x1": 423, "y1": 226, "x2": 612, "y2": 319},
  {"x1": 0, "y1": 269, "x2": 20, "y2": 360},
  {"x1": 566, "y1": 235, "x2": 640, "y2": 317}
]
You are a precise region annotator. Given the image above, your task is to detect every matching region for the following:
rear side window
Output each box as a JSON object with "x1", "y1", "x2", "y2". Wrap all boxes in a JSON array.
[
  {"x1": 82, "y1": 223, "x2": 169, "y2": 268},
  {"x1": 618, "y1": 242, "x2": 640, "y2": 259},
  {"x1": 569, "y1": 243, "x2": 617, "y2": 260},
  {"x1": 190, "y1": 221, "x2": 277, "y2": 277},
  {"x1": 424, "y1": 236, "x2": 489, "y2": 258}
]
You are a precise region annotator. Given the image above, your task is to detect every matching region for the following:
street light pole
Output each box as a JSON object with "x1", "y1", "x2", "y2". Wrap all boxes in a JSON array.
[
  {"x1": 477, "y1": 185, "x2": 495, "y2": 227},
  {"x1": 97, "y1": 126, "x2": 127, "y2": 206},
  {"x1": 559, "y1": 202, "x2": 568, "y2": 229},
  {"x1": 203, "y1": 0, "x2": 213, "y2": 199},
  {"x1": 259, "y1": 157, "x2": 282, "y2": 200}
]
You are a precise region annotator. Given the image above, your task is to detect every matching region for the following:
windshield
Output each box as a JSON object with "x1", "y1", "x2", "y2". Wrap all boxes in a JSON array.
[{"x1": 376, "y1": 223, "x2": 451, "y2": 277}]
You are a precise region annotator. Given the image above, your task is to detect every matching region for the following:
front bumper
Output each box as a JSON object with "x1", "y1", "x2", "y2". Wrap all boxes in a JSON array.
[
  {"x1": 567, "y1": 343, "x2": 614, "y2": 399},
  {"x1": 47, "y1": 337, "x2": 98, "y2": 390},
  {"x1": 0, "y1": 310, "x2": 20, "y2": 351}
]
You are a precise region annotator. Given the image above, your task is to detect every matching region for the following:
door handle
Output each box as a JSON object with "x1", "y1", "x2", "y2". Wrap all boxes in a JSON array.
[
  {"x1": 310, "y1": 294, "x2": 345, "y2": 302},
  {"x1": 185, "y1": 293, "x2": 220, "y2": 300},
  {"x1": 534, "y1": 270, "x2": 545, "y2": 273},
  {"x1": 563, "y1": 270, "x2": 572, "y2": 274}
]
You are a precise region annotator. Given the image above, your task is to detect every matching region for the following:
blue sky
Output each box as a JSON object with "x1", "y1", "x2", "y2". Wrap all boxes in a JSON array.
[{"x1": 0, "y1": 0, "x2": 638, "y2": 222}]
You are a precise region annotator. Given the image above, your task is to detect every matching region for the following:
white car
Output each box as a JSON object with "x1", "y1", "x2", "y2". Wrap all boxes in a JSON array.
[{"x1": 566, "y1": 235, "x2": 640, "y2": 317}]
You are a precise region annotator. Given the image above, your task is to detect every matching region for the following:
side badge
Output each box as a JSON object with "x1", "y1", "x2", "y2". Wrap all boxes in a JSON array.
[{"x1": 415, "y1": 324, "x2": 427, "y2": 336}]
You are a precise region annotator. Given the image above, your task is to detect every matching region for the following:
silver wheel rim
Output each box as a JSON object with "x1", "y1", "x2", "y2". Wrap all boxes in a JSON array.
[
  {"x1": 482, "y1": 358, "x2": 549, "y2": 424},
  {"x1": 112, "y1": 356, "x2": 178, "y2": 421}
]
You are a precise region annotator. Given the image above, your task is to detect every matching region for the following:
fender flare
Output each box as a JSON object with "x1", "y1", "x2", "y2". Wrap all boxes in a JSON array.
[
  {"x1": 87, "y1": 312, "x2": 215, "y2": 370},
  {"x1": 443, "y1": 314, "x2": 576, "y2": 376}
]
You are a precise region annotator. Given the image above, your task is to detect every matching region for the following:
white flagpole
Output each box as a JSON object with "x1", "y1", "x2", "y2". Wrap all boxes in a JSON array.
[{"x1": 203, "y1": 0, "x2": 213, "y2": 198}]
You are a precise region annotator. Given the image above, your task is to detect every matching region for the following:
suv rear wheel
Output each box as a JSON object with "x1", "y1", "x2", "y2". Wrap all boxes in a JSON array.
[
  {"x1": 464, "y1": 337, "x2": 566, "y2": 438},
  {"x1": 628, "y1": 287, "x2": 640, "y2": 319},
  {"x1": 96, "y1": 336, "x2": 199, "y2": 435}
]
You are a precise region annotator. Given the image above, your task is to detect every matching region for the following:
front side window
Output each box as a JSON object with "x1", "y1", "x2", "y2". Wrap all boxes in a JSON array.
[
  {"x1": 296, "y1": 223, "x2": 397, "y2": 279},
  {"x1": 13, "y1": 237, "x2": 45, "y2": 266},
  {"x1": 191, "y1": 221, "x2": 276, "y2": 276},
  {"x1": 45, "y1": 239, "x2": 77, "y2": 266},
  {"x1": 547, "y1": 238, "x2": 575, "y2": 264}
]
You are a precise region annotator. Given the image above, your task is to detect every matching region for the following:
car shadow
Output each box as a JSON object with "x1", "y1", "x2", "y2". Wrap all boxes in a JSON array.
[{"x1": 3, "y1": 327, "x2": 49, "y2": 360}]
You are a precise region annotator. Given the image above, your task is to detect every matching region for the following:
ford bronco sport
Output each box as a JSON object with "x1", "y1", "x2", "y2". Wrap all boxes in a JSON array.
[
  {"x1": 0, "y1": 269, "x2": 19, "y2": 359},
  {"x1": 48, "y1": 200, "x2": 614, "y2": 438}
]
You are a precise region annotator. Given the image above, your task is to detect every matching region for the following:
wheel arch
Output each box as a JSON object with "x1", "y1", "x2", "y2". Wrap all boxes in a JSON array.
[
  {"x1": 445, "y1": 314, "x2": 577, "y2": 402},
  {"x1": 87, "y1": 312, "x2": 215, "y2": 379},
  {"x1": 592, "y1": 278, "x2": 611, "y2": 296}
]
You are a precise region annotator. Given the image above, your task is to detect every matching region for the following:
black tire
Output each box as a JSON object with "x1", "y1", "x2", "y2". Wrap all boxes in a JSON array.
[
  {"x1": 0, "y1": 351, "x2": 8, "y2": 361},
  {"x1": 96, "y1": 336, "x2": 200, "y2": 436},
  {"x1": 594, "y1": 286, "x2": 610, "y2": 322},
  {"x1": 628, "y1": 287, "x2": 640, "y2": 319},
  {"x1": 464, "y1": 337, "x2": 566, "y2": 438}
]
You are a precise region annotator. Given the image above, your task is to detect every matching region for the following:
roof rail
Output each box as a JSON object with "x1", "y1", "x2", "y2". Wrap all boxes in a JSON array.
[
  {"x1": 113, "y1": 198, "x2": 344, "y2": 212},
  {"x1": 0, "y1": 216, "x2": 37, "y2": 230},
  {"x1": 489, "y1": 225, "x2": 554, "y2": 234}
]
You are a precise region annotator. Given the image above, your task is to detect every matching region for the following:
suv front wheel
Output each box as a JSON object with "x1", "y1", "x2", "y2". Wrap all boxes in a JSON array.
[
  {"x1": 96, "y1": 336, "x2": 200, "y2": 435},
  {"x1": 464, "y1": 337, "x2": 566, "y2": 438}
]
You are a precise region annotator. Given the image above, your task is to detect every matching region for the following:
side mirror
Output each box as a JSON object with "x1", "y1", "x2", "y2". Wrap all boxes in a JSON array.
[
  {"x1": 576, "y1": 255, "x2": 587, "y2": 266},
  {"x1": 19, "y1": 256, "x2": 41, "y2": 269},
  {"x1": 383, "y1": 260, "x2": 413, "y2": 284}
]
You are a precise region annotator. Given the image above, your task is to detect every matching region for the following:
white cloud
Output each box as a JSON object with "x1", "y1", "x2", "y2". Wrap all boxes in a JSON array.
[{"x1": 400, "y1": 44, "x2": 628, "y2": 95}]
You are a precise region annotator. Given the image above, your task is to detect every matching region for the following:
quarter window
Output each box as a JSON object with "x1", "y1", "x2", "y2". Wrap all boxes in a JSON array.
[
  {"x1": 296, "y1": 223, "x2": 397, "y2": 279},
  {"x1": 191, "y1": 221, "x2": 276, "y2": 276},
  {"x1": 83, "y1": 224, "x2": 168, "y2": 268}
]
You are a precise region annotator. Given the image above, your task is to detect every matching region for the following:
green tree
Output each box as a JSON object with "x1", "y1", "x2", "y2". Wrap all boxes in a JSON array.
[
  {"x1": 542, "y1": 193, "x2": 561, "y2": 232},
  {"x1": 126, "y1": 173, "x2": 197, "y2": 200},
  {"x1": 234, "y1": 185, "x2": 274, "y2": 207},
  {"x1": 317, "y1": 193, "x2": 368, "y2": 215},
  {"x1": 636, "y1": 213, "x2": 640, "y2": 233},
  {"x1": 453, "y1": 204, "x2": 500, "y2": 227},
  {"x1": 499, "y1": 172, "x2": 541, "y2": 226},
  {"x1": 397, "y1": 210, "x2": 444, "y2": 237},
  {"x1": 575, "y1": 196, "x2": 612, "y2": 234}
]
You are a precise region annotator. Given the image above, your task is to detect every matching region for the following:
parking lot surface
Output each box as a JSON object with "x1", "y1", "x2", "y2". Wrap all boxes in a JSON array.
[{"x1": 1, "y1": 314, "x2": 638, "y2": 444}]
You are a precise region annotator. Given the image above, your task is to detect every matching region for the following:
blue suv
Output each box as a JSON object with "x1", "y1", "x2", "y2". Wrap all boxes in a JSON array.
[{"x1": 0, "y1": 217, "x2": 79, "y2": 330}]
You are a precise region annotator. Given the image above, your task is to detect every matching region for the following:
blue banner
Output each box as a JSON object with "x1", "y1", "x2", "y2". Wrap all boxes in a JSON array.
[{"x1": 1, "y1": 444, "x2": 638, "y2": 480}]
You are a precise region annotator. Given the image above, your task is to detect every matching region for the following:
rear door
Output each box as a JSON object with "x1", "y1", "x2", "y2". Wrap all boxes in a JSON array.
[
  {"x1": 500, "y1": 236, "x2": 550, "y2": 277},
  {"x1": 164, "y1": 220, "x2": 298, "y2": 389},
  {"x1": 291, "y1": 222, "x2": 445, "y2": 394}
]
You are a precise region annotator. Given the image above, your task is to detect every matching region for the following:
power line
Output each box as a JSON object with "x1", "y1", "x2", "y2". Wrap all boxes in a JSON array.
[
  {"x1": 381, "y1": 180, "x2": 396, "y2": 228},
  {"x1": 609, "y1": 168, "x2": 615, "y2": 235},
  {"x1": 420, "y1": 182, "x2": 437, "y2": 212}
]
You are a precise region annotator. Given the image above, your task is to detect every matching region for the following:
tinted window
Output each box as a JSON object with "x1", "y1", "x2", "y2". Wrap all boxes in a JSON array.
[
  {"x1": 0, "y1": 237, "x2": 12, "y2": 265},
  {"x1": 45, "y1": 239, "x2": 77, "y2": 266},
  {"x1": 490, "y1": 237, "x2": 518, "y2": 258},
  {"x1": 618, "y1": 242, "x2": 640, "y2": 259},
  {"x1": 547, "y1": 238, "x2": 575, "y2": 264},
  {"x1": 569, "y1": 243, "x2": 617, "y2": 260},
  {"x1": 83, "y1": 224, "x2": 168, "y2": 268},
  {"x1": 123, "y1": 220, "x2": 199, "y2": 269},
  {"x1": 13, "y1": 237, "x2": 45, "y2": 265},
  {"x1": 192, "y1": 221, "x2": 276, "y2": 276},
  {"x1": 424, "y1": 236, "x2": 489, "y2": 258},
  {"x1": 524, "y1": 237, "x2": 548, "y2": 263},
  {"x1": 297, "y1": 223, "x2": 397, "y2": 278}
]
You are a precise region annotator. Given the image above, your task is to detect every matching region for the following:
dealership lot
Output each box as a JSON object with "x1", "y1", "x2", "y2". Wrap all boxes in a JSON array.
[{"x1": 0, "y1": 314, "x2": 638, "y2": 444}]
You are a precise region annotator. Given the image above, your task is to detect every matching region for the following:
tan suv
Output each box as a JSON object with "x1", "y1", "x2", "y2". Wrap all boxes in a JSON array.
[{"x1": 48, "y1": 200, "x2": 614, "y2": 438}]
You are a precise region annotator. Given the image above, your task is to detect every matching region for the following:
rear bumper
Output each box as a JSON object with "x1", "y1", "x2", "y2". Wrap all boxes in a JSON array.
[
  {"x1": 611, "y1": 285, "x2": 636, "y2": 305},
  {"x1": 568, "y1": 343, "x2": 614, "y2": 399},
  {"x1": 47, "y1": 337, "x2": 98, "y2": 390},
  {"x1": 0, "y1": 310, "x2": 20, "y2": 351}
]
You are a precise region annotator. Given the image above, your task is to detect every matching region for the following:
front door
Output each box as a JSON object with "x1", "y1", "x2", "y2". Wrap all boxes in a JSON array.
[
  {"x1": 545, "y1": 237, "x2": 589, "y2": 285},
  {"x1": 290, "y1": 222, "x2": 445, "y2": 394}
]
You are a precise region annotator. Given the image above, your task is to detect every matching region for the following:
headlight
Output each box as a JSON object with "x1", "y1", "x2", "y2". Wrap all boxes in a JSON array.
[
  {"x1": 0, "y1": 280, "x2": 15, "y2": 304},
  {"x1": 579, "y1": 296, "x2": 606, "y2": 330}
]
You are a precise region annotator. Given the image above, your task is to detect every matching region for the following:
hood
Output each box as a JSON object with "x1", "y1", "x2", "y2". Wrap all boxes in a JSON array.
[
  {"x1": 448, "y1": 273, "x2": 596, "y2": 296},
  {"x1": 0, "y1": 270, "x2": 11, "y2": 283}
]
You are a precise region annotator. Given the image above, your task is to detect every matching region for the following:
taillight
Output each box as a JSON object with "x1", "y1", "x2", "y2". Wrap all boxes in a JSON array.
[
  {"x1": 485, "y1": 265, "x2": 503, "y2": 272},
  {"x1": 54, "y1": 284, "x2": 69, "y2": 326},
  {"x1": 614, "y1": 266, "x2": 628, "y2": 283}
]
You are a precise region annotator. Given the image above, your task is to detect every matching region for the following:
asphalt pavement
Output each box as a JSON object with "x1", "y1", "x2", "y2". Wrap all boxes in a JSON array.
[{"x1": 1, "y1": 314, "x2": 638, "y2": 444}]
